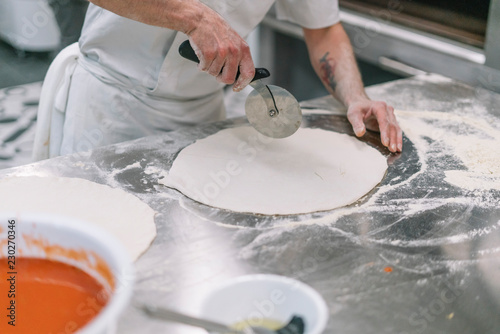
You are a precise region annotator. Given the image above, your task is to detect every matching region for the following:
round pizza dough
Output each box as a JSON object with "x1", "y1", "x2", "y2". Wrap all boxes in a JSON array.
[
  {"x1": 161, "y1": 126, "x2": 388, "y2": 215},
  {"x1": 0, "y1": 176, "x2": 156, "y2": 260}
]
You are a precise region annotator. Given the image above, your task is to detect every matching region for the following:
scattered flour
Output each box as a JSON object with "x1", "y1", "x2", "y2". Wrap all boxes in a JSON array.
[
  {"x1": 144, "y1": 166, "x2": 164, "y2": 175},
  {"x1": 395, "y1": 110, "x2": 500, "y2": 191}
]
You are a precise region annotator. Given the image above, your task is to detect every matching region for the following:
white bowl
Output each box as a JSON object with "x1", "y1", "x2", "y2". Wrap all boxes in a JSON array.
[
  {"x1": 199, "y1": 274, "x2": 329, "y2": 334},
  {"x1": 0, "y1": 213, "x2": 134, "y2": 334}
]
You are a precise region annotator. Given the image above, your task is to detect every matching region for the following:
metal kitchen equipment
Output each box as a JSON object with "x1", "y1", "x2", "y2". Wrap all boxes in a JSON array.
[{"x1": 258, "y1": 0, "x2": 500, "y2": 95}]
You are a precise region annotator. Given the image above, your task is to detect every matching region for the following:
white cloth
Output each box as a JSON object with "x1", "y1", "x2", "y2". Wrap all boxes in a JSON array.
[
  {"x1": 57, "y1": 0, "x2": 340, "y2": 154},
  {"x1": 32, "y1": 43, "x2": 80, "y2": 161}
]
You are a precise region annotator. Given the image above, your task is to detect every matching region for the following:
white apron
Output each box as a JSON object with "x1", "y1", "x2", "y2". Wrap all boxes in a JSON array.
[{"x1": 53, "y1": 0, "x2": 339, "y2": 155}]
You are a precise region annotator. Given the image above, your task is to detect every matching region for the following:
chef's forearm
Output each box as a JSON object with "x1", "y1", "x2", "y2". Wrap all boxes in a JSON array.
[
  {"x1": 89, "y1": 0, "x2": 207, "y2": 35},
  {"x1": 303, "y1": 23, "x2": 368, "y2": 107}
]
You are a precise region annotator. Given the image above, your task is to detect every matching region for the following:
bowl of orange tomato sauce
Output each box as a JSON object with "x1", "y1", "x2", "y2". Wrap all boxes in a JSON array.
[{"x1": 0, "y1": 213, "x2": 134, "y2": 334}]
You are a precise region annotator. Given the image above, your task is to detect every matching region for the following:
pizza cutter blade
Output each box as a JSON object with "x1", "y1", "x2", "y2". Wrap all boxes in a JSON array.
[
  {"x1": 179, "y1": 40, "x2": 302, "y2": 138},
  {"x1": 245, "y1": 80, "x2": 302, "y2": 138}
]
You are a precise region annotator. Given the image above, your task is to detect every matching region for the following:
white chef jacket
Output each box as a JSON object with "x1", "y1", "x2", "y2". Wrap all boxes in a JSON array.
[{"x1": 58, "y1": 0, "x2": 340, "y2": 155}]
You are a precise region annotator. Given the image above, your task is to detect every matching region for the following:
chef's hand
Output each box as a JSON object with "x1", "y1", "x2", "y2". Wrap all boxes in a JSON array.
[
  {"x1": 186, "y1": 7, "x2": 255, "y2": 92},
  {"x1": 87, "y1": 1, "x2": 254, "y2": 90},
  {"x1": 347, "y1": 98, "x2": 403, "y2": 153}
]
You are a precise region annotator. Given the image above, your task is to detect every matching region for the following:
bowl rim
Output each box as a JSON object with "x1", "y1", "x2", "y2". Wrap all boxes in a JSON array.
[
  {"x1": 0, "y1": 212, "x2": 135, "y2": 334},
  {"x1": 199, "y1": 273, "x2": 329, "y2": 334}
]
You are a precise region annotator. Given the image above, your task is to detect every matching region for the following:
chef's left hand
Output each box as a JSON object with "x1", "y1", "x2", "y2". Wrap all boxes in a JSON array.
[{"x1": 346, "y1": 98, "x2": 403, "y2": 153}]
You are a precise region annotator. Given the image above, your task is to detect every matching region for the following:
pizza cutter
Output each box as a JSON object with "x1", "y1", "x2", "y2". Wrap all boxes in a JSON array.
[{"x1": 179, "y1": 40, "x2": 302, "y2": 138}]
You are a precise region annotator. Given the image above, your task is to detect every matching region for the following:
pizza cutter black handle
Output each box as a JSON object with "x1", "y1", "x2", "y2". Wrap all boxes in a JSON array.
[{"x1": 178, "y1": 40, "x2": 270, "y2": 82}]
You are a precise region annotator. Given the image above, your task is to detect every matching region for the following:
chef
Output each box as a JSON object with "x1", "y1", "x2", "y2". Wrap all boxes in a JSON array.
[{"x1": 58, "y1": 0, "x2": 402, "y2": 156}]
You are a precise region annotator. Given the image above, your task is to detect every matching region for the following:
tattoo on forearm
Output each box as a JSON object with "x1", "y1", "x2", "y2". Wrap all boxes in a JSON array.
[{"x1": 319, "y1": 52, "x2": 337, "y2": 92}]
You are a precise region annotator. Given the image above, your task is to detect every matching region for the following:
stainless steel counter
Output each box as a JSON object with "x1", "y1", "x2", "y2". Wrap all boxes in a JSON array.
[{"x1": 1, "y1": 74, "x2": 499, "y2": 334}]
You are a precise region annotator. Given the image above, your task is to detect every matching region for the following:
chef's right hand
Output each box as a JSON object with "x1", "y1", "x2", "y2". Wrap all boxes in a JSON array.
[{"x1": 186, "y1": 6, "x2": 255, "y2": 92}]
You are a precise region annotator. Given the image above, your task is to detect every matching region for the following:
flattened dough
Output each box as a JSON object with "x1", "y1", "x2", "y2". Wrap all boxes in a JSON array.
[
  {"x1": 161, "y1": 126, "x2": 388, "y2": 215},
  {"x1": 0, "y1": 176, "x2": 156, "y2": 260}
]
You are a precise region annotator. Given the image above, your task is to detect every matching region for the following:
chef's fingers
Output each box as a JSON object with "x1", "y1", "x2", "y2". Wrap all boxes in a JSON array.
[
  {"x1": 207, "y1": 57, "x2": 226, "y2": 79},
  {"x1": 389, "y1": 106, "x2": 403, "y2": 152},
  {"x1": 217, "y1": 45, "x2": 241, "y2": 85},
  {"x1": 189, "y1": 40, "x2": 210, "y2": 71},
  {"x1": 371, "y1": 102, "x2": 391, "y2": 148},
  {"x1": 385, "y1": 105, "x2": 402, "y2": 153},
  {"x1": 397, "y1": 125, "x2": 403, "y2": 152},
  {"x1": 388, "y1": 125, "x2": 398, "y2": 153},
  {"x1": 195, "y1": 41, "x2": 253, "y2": 88},
  {"x1": 233, "y1": 45, "x2": 255, "y2": 92},
  {"x1": 347, "y1": 109, "x2": 366, "y2": 137},
  {"x1": 204, "y1": 44, "x2": 229, "y2": 78},
  {"x1": 385, "y1": 106, "x2": 396, "y2": 152}
]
